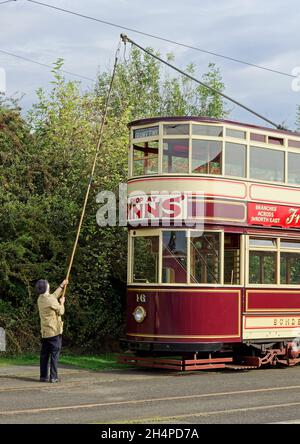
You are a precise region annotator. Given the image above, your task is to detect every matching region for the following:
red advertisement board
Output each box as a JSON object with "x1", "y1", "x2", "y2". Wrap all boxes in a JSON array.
[{"x1": 248, "y1": 202, "x2": 300, "y2": 228}]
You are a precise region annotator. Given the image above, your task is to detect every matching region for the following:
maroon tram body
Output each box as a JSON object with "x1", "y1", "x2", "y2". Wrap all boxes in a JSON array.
[{"x1": 121, "y1": 117, "x2": 300, "y2": 368}]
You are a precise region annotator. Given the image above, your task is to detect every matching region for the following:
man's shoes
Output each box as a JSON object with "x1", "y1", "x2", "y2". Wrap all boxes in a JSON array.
[
  {"x1": 39, "y1": 378, "x2": 48, "y2": 382},
  {"x1": 49, "y1": 378, "x2": 59, "y2": 383}
]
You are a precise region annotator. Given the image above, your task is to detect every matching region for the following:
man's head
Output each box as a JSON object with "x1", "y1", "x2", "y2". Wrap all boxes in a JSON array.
[{"x1": 35, "y1": 279, "x2": 50, "y2": 295}]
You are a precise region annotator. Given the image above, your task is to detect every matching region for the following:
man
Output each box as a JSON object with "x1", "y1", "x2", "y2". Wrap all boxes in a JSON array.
[{"x1": 36, "y1": 278, "x2": 68, "y2": 383}]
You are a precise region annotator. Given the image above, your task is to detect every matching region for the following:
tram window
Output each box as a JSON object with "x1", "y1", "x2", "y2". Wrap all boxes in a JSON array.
[
  {"x1": 162, "y1": 231, "x2": 187, "y2": 283},
  {"x1": 281, "y1": 239, "x2": 300, "y2": 249},
  {"x1": 288, "y1": 152, "x2": 300, "y2": 185},
  {"x1": 249, "y1": 237, "x2": 276, "y2": 247},
  {"x1": 288, "y1": 139, "x2": 300, "y2": 149},
  {"x1": 224, "y1": 234, "x2": 240, "y2": 285},
  {"x1": 250, "y1": 146, "x2": 284, "y2": 182},
  {"x1": 280, "y1": 253, "x2": 300, "y2": 284},
  {"x1": 225, "y1": 142, "x2": 246, "y2": 177},
  {"x1": 249, "y1": 251, "x2": 276, "y2": 284},
  {"x1": 250, "y1": 133, "x2": 266, "y2": 143},
  {"x1": 192, "y1": 140, "x2": 222, "y2": 174},
  {"x1": 133, "y1": 141, "x2": 158, "y2": 176},
  {"x1": 192, "y1": 125, "x2": 223, "y2": 137},
  {"x1": 226, "y1": 128, "x2": 246, "y2": 139},
  {"x1": 133, "y1": 126, "x2": 159, "y2": 139},
  {"x1": 268, "y1": 136, "x2": 284, "y2": 146},
  {"x1": 132, "y1": 236, "x2": 159, "y2": 283},
  {"x1": 190, "y1": 232, "x2": 220, "y2": 284},
  {"x1": 163, "y1": 139, "x2": 189, "y2": 174},
  {"x1": 163, "y1": 124, "x2": 189, "y2": 135}
]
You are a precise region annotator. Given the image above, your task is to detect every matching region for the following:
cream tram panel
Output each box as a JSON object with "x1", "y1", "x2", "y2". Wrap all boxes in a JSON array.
[
  {"x1": 128, "y1": 177, "x2": 247, "y2": 200},
  {"x1": 250, "y1": 184, "x2": 300, "y2": 206},
  {"x1": 243, "y1": 315, "x2": 300, "y2": 340}
]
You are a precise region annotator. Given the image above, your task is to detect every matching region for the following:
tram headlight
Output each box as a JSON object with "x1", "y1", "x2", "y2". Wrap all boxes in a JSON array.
[{"x1": 133, "y1": 306, "x2": 147, "y2": 323}]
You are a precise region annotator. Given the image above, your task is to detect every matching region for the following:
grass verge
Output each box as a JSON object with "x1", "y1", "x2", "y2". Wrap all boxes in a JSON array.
[{"x1": 0, "y1": 353, "x2": 131, "y2": 371}]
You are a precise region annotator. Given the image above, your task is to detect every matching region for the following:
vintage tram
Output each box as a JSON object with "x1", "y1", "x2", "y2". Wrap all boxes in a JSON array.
[{"x1": 121, "y1": 116, "x2": 300, "y2": 370}]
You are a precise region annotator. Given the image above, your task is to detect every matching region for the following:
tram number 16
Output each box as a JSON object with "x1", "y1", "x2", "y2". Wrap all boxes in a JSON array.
[{"x1": 136, "y1": 293, "x2": 147, "y2": 303}]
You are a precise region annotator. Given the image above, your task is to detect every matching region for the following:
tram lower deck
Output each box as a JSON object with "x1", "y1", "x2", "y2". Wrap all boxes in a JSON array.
[{"x1": 125, "y1": 227, "x2": 300, "y2": 356}]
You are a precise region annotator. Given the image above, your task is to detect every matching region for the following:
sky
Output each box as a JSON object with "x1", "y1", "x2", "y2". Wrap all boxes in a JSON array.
[{"x1": 1, "y1": 0, "x2": 300, "y2": 130}]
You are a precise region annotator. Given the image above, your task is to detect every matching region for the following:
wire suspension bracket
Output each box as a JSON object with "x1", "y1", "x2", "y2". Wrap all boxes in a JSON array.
[{"x1": 121, "y1": 34, "x2": 287, "y2": 131}]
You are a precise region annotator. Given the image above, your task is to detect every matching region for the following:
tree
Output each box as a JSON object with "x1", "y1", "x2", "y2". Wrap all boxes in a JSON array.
[
  {"x1": 0, "y1": 49, "x2": 228, "y2": 352},
  {"x1": 96, "y1": 47, "x2": 228, "y2": 120}
]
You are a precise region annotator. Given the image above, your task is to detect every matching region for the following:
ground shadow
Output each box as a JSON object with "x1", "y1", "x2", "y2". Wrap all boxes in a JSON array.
[{"x1": 0, "y1": 375, "x2": 41, "y2": 383}]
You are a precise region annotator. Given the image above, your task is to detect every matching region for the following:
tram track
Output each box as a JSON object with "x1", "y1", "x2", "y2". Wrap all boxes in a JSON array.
[
  {"x1": 1, "y1": 384, "x2": 300, "y2": 416},
  {"x1": 110, "y1": 401, "x2": 300, "y2": 424}
]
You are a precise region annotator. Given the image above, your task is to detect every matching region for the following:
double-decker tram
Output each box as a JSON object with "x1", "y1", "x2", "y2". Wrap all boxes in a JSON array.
[{"x1": 120, "y1": 116, "x2": 300, "y2": 370}]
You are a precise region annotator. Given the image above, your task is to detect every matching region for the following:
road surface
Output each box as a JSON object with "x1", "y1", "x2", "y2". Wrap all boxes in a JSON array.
[{"x1": 1, "y1": 363, "x2": 300, "y2": 423}]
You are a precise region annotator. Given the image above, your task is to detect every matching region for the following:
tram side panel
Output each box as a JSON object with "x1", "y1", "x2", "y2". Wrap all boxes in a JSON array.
[
  {"x1": 242, "y1": 289, "x2": 300, "y2": 341},
  {"x1": 126, "y1": 287, "x2": 242, "y2": 351}
]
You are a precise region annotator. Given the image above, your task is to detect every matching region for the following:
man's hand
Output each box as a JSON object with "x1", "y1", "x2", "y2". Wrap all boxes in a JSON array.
[
  {"x1": 60, "y1": 296, "x2": 65, "y2": 305},
  {"x1": 61, "y1": 279, "x2": 69, "y2": 288}
]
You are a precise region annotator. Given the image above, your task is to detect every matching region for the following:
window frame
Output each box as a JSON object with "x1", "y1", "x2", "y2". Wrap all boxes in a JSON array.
[
  {"x1": 246, "y1": 235, "x2": 300, "y2": 287},
  {"x1": 129, "y1": 229, "x2": 243, "y2": 287},
  {"x1": 249, "y1": 145, "x2": 285, "y2": 183},
  {"x1": 191, "y1": 139, "x2": 223, "y2": 175},
  {"x1": 132, "y1": 138, "x2": 160, "y2": 176},
  {"x1": 224, "y1": 141, "x2": 247, "y2": 178}
]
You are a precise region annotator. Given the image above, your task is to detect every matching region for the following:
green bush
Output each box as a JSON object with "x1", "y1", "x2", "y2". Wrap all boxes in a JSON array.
[{"x1": 0, "y1": 52, "x2": 227, "y2": 353}]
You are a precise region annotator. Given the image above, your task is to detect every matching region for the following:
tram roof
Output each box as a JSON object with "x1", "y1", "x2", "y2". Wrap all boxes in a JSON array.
[{"x1": 128, "y1": 116, "x2": 300, "y2": 138}]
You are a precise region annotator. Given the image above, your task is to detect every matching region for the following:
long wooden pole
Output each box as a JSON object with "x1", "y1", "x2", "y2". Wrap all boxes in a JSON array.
[{"x1": 62, "y1": 42, "x2": 120, "y2": 298}]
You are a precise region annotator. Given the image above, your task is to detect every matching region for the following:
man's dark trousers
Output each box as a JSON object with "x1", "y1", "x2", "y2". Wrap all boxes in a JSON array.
[{"x1": 40, "y1": 334, "x2": 62, "y2": 380}]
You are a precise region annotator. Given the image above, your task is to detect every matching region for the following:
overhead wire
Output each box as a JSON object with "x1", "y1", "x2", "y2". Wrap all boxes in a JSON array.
[
  {"x1": 2, "y1": 1, "x2": 290, "y2": 129},
  {"x1": 0, "y1": 48, "x2": 96, "y2": 82},
  {"x1": 0, "y1": 0, "x2": 16, "y2": 5},
  {"x1": 26, "y1": 0, "x2": 296, "y2": 80}
]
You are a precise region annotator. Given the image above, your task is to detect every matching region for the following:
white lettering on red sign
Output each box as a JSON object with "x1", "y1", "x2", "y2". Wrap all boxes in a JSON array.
[
  {"x1": 248, "y1": 203, "x2": 300, "y2": 228},
  {"x1": 128, "y1": 193, "x2": 188, "y2": 224}
]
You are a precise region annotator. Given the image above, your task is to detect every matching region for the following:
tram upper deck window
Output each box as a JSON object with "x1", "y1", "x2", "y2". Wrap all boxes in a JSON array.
[
  {"x1": 226, "y1": 128, "x2": 246, "y2": 139},
  {"x1": 288, "y1": 139, "x2": 300, "y2": 148},
  {"x1": 190, "y1": 232, "x2": 220, "y2": 284},
  {"x1": 132, "y1": 236, "x2": 159, "y2": 283},
  {"x1": 133, "y1": 126, "x2": 159, "y2": 139},
  {"x1": 163, "y1": 124, "x2": 189, "y2": 135},
  {"x1": 192, "y1": 124, "x2": 223, "y2": 137},
  {"x1": 250, "y1": 133, "x2": 266, "y2": 143},
  {"x1": 133, "y1": 141, "x2": 159, "y2": 176},
  {"x1": 225, "y1": 142, "x2": 246, "y2": 177},
  {"x1": 192, "y1": 140, "x2": 222, "y2": 174},
  {"x1": 162, "y1": 231, "x2": 187, "y2": 283},
  {"x1": 288, "y1": 152, "x2": 300, "y2": 185},
  {"x1": 163, "y1": 139, "x2": 189, "y2": 174},
  {"x1": 250, "y1": 146, "x2": 284, "y2": 182}
]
